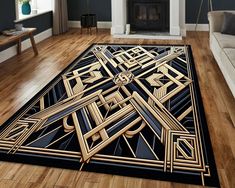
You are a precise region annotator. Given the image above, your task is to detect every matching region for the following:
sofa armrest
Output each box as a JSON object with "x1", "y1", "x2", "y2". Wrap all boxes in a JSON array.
[
  {"x1": 208, "y1": 11, "x2": 224, "y2": 33},
  {"x1": 208, "y1": 11, "x2": 235, "y2": 33}
]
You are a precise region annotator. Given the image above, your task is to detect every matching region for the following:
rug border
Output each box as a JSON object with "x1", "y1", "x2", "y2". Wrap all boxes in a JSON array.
[{"x1": 0, "y1": 43, "x2": 220, "y2": 187}]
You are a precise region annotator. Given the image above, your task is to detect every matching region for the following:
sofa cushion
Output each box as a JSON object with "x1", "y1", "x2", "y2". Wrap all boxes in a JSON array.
[
  {"x1": 221, "y1": 12, "x2": 235, "y2": 35},
  {"x1": 224, "y1": 48, "x2": 235, "y2": 68},
  {"x1": 213, "y1": 32, "x2": 235, "y2": 48},
  {"x1": 219, "y1": 49, "x2": 235, "y2": 97}
]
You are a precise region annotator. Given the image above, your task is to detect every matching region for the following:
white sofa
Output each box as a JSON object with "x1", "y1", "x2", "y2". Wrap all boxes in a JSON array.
[{"x1": 208, "y1": 11, "x2": 235, "y2": 98}]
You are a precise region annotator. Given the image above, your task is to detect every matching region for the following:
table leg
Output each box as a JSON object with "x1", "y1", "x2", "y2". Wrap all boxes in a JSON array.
[
  {"x1": 17, "y1": 38, "x2": 22, "y2": 55},
  {"x1": 29, "y1": 33, "x2": 38, "y2": 55}
]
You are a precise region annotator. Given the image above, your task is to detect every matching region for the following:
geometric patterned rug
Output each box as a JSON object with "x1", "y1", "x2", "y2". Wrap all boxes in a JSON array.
[{"x1": 0, "y1": 44, "x2": 219, "y2": 187}]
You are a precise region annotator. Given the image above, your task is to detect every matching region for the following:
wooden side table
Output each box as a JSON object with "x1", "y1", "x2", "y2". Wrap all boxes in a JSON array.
[{"x1": 0, "y1": 28, "x2": 38, "y2": 55}]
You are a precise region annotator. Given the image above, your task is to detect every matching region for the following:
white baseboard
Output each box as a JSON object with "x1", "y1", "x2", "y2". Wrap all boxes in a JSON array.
[
  {"x1": 181, "y1": 28, "x2": 187, "y2": 37},
  {"x1": 68, "y1": 21, "x2": 112, "y2": 29},
  {"x1": 186, "y1": 24, "x2": 209, "y2": 31},
  {"x1": 69, "y1": 21, "x2": 209, "y2": 32},
  {"x1": 68, "y1": 21, "x2": 81, "y2": 28},
  {"x1": 0, "y1": 28, "x2": 52, "y2": 64},
  {"x1": 97, "y1": 21, "x2": 112, "y2": 29},
  {"x1": 113, "y1": 34, "x2": 182, "y2": 40}
]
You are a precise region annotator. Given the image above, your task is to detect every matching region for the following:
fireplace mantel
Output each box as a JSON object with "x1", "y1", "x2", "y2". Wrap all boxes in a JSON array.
[{"x1": 111, "y1": 0, "x2": 185, "y2": 37}]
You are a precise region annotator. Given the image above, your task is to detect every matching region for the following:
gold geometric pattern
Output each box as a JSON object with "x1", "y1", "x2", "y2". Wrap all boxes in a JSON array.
[{"x1": 0, "y1": 45, "x2": 219, "y2": 187}]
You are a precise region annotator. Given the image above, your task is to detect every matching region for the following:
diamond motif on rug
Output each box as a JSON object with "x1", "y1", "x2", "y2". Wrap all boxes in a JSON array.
[{"x1": 0, "y1": 44, "x2": 219, "y2": 187}]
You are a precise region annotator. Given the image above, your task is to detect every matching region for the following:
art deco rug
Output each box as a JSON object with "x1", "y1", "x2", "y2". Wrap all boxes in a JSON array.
[{"x1": 0, "y1": 44, "x2": 219, "y2": 187}]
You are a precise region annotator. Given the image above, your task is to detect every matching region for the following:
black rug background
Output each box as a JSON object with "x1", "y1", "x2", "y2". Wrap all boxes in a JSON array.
[{"x1": 0, "y1": 44, "x2": 220, "y2": 187}]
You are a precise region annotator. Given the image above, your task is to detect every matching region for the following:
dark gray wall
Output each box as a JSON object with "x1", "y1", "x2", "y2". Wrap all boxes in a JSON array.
[
  {"x1": 0, "y1": 0, "x2": 16, "y2": 31},
  {"x1": 16, "y1": 12, "x2": 52, "y2": 34},
  {"x1": 67, "y1": 0, "x2": 235, "y2": 23},
  {"x1": 186, "y1": 0, "x2": 235, "y2": 23},
  {"x1": 68, "y1": 0, "x2": 111, "y2": 21},
  {"x1": 0, "y1": 0, "x2": 52, "y2": 51}
]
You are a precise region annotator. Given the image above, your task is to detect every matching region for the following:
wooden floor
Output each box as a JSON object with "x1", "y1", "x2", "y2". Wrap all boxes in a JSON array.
[{"x1": 0, "y1": 29, "x2": 234, "y2": 188}]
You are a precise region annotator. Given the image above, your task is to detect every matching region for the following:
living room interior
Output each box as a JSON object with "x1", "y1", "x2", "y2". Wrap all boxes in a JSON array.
[{"x1": 0, "y1": 0, "x2": 234, "y2": 187}]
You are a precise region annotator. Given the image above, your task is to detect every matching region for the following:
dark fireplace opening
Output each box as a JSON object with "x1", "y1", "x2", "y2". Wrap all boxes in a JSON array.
[{"x1": 128, "y1": 0, "x2": 169, "y2": 32}]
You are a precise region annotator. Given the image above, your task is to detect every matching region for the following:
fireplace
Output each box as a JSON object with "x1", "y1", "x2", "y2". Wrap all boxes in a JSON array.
[
  {"x1": 111, "y1": 0, "x2": 186, "y2": 37},
  {"x1": 128, "y1": 0, "x2": 169, "y2": 32}
]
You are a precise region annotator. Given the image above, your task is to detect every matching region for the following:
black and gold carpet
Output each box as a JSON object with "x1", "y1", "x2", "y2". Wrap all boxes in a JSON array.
[{"x1": 0, "y1": 44, "x2": 219, "y2": 187}]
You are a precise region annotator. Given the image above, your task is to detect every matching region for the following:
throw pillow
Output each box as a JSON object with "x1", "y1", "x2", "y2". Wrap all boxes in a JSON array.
[{"x1": 221, "y1": 12, "x2": 235, "y2": 35}]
